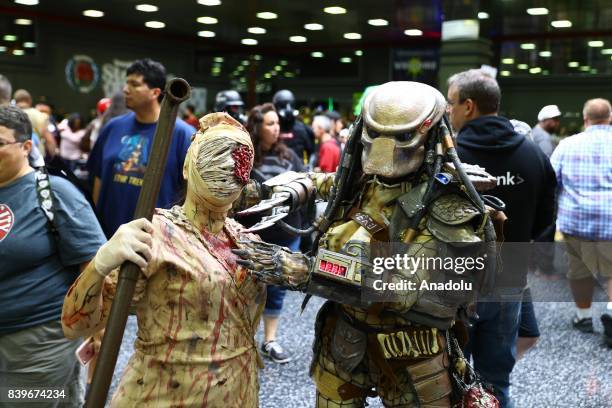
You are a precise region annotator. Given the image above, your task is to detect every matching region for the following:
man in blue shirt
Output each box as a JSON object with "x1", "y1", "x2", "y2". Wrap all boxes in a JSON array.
[
  {"x1": 550, "y1": 98, "x2": 612, "y2": 344},
  {"x1": 88, "y1": 58, "x2": 195, "y2": 237},
  {"x1": 0, "y1": 105, "x2": 107, "y2": 407}
]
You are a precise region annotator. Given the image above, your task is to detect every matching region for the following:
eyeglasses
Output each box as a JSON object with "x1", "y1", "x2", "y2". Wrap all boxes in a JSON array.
[{"x1": 0, "y1": 139, "x2": 22, "y2": 148}]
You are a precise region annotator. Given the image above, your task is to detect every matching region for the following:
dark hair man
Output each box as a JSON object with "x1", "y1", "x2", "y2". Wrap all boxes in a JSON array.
[
  {"x1": 0, "y1": 105, "x2": 106, "y2": 406},
  {"x1": 447, "y1": 69, "x2": 556, "y2": 408},
  {"x1": 87, "y1": 58, "x2": 195, "y2": 237}
]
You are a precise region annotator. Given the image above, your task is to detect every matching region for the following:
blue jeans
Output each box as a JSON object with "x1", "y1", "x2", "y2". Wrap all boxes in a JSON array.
[
  {"x1": 264, "y1": 236, "x2": 301, "y2": 317},
  {"x1": 464, "y1": 301, "x2": 521, "y2": 408}
]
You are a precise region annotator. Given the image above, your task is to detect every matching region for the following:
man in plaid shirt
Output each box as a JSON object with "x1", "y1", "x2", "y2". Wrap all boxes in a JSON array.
[{"x1": 550, "y1": 98, "x2": 612, "y2": 346}]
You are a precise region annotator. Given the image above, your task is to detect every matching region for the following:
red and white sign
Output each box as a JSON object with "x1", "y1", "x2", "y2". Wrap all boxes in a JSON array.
[{"x1": 0, "y1": 204, "x2": 14, "y2": 242}]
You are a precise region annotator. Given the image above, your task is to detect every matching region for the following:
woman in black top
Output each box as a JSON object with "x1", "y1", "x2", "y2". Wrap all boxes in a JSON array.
[{"x1": 241, "y1": 103, "x2": 304, "y2": 363}]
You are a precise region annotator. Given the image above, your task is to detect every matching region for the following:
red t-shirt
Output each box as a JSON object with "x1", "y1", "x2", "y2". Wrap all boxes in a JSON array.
[{"x1": 318, "y1": 139, "x2": 341, "y2": 172}]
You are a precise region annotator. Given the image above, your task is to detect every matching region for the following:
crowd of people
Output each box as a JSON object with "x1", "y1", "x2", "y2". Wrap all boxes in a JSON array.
[{"x1": 0, "y1": 57, "x2": 610, "y2": 408}]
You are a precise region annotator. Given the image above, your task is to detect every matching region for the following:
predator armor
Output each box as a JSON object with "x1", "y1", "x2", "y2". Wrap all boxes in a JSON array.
[{"x1": 234, "y1": 82, "x2": 502, "y2": 407}]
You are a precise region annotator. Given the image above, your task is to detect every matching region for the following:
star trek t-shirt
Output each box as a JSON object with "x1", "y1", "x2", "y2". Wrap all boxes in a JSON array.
[{"x1": 88, "y1": 112, "x2": 194, "y2": 237}]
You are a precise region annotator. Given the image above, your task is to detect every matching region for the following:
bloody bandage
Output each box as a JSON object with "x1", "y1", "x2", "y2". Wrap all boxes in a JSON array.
[{"x1": 232, "y1": 145, "x2": 253, "y2": 185}]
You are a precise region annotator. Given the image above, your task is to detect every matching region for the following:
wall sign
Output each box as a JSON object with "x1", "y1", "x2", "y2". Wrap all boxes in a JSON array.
[{"x1": 65, "y1": 55, "x2": 100, "y2": 93}]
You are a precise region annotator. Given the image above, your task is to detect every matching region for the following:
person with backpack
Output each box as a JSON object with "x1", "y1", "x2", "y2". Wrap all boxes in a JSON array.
[{"x1": 0, "y1": 105, "x2": 106, "y2": 407}]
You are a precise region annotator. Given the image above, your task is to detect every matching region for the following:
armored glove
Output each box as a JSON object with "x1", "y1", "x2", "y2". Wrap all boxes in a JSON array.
[
  {"x1": 93, "y1": 218, "x2": 153, "y2": 277},
  {"x1": 232, "y1": 240, "x2": 311, "y2": 290}
]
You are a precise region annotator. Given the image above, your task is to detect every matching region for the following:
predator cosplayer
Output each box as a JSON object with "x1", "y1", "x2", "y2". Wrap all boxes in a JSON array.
[{"x1": 233, "y1": 82, "x2": 503, "y2": 407}]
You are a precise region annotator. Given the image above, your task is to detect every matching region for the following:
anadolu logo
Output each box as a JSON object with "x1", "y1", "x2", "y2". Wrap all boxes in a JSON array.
[
  {"x1": 496, "y1": 171, "x2": 525, "y2": 186},
  {"x1": 65, "y1": 55, "x2": 100, "y2": 94}
]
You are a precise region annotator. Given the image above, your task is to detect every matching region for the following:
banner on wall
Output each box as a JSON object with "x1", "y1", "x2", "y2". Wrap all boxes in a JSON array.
[
  {"x1": 65, "y1": 55, "x2": 100, "y2": 93},
  {"x1": 102, "y1": 59, "x2": 132, "y2": 97},
  {"x1": 391, "y1": 48, "x2": 439, "y2": 86}
]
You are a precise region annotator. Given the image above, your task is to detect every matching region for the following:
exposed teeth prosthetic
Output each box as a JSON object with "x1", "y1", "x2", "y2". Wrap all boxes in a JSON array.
[{"x1": 185, "y1": 113, "x2": 254, "y2": 211}]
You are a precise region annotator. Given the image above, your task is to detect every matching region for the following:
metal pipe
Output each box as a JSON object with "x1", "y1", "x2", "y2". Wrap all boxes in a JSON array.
[{"x1": 85, "y1": 78, "x2": 191, "y2": 407}]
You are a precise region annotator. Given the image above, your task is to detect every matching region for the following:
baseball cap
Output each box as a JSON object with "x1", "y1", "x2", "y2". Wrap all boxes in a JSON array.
[{"x1": 537, "y1": 105, "x2": 561, "y2": 121}]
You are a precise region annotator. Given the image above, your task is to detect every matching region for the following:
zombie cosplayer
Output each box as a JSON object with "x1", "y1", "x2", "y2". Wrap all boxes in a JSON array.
[
  {"x1": 234, "y1": 82, "x2": 501, "y2": 407},
  {"x1": 62, "y1": 113, "x2": 265, "y2": 407}
]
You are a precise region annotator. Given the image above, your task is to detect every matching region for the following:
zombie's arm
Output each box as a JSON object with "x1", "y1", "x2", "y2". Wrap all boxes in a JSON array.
[
  {"x1": 62, "y1": 264, "x2": 114, "y2": 339},
  {"x1": 61, "y1": 219, "x2": 153, "y2": 339}
]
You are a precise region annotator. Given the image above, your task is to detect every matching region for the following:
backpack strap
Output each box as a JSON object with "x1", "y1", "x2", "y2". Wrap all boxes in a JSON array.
[{"x1": 34, "y1": 167, "x2": 59, "y2": 237}]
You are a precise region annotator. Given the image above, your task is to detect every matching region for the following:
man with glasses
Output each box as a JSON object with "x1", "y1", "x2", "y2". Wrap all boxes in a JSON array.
[
  {"x1": 447, "y1": 69, "x2": 556, "y2": 408},
  {"x1": 0, "y1": 104, "x2": 106, "y2": 407},
  {"x1": 87, "y1": 58, "x2": 195, "y2": 237}
]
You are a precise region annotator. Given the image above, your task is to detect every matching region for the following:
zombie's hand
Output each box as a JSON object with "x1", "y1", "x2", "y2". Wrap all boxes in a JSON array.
[
  {"x1": 232, "y1": 240, "x2": 311, "y2": 290},
  {"x1": 94, "y1": 218, "x2": 153, "y2": 277}
]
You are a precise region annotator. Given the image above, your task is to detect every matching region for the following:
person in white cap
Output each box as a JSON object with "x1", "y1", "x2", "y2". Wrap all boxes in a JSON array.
[{"x1": 532, "y1": 104, "x2": 561, "y2": 157}]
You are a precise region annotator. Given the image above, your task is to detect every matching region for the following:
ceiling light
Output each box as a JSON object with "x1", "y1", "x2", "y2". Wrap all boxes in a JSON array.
[
  {"x1": 340, "y1": 57, "x2": 352, "y2": 63},
  {"x1": 241, "y1": 60, "x2": 249, "y2": 66},
  {"x1": 253, "y1": 54, "x2": 262, "y2": 60},
  {"x1": 145, "y1": 21, "x2": 165, "y2": 28},
  {"x1": 135, "y1": 4, "x2": 158, "y2": 12},
  {"x1": 311, "y1": 51, "x2": 324, "y2": 58},
  {"x1": 247, "y1": 27, "x2": 266, "y2": 34},
  {"x1": 289, "y1": 35, "x2": 307, "y2": 42},
  {"x1": 0, "y1": 46, "x2": 6, "y2": 52},
  {"x1": 280, "y1": 60, "x2": 288, "y2": 66},
  {"x1": 368, "y1": 19, "x2": 388, "y2": 26},
  {"x1": 527, "y1": 8, "x2": 548, "y2": 15},
  {"x1": 241, "y1": 38, "x2": 257, "y2": 45},
  {"x1": 324, "y1": 6, "x2": 347, "y2": 14},
  {"x1": 23, "y1": 42, "x2": 36, "y2": 48},
  {"x1": 551, "y1": 20, "x2": 572, "y2": 28},
  {"x1": 13, "y1": 49, "x2": 25, "y2": 56},
  {"x1": 502, "y1": 58, "x2": 514, "y2": 64},
  {"x1": 478, "y1": 12, "x2": 489, "y2": 19},
  {"x1": 197, "y1": 16, "x2": 218, "y2": 24},
  {"x1": 520, "y1": 43, "x2": 536, "y2": 50},
  {"x1": 567, "y1": 61, "x2": 579, "y2": 67},
  {"x1": 304, "y1": 23, "x2": 323, "y2": 30},
  {"x1": 264, "y1": 73, "x2": 272, "y2": 79},
  {"x1": 529, "y1": 67, "x2": 542, "y2": 73},
  {"x1": 83, "y1": 10, "x2": 104, "y2": 18},
  {"x1": 539, "y1": 51, "x2": 551, "y2": 57},
  {"x1": 404, "y1": 29, "x2": 423, "y2": 36},
  {"x1": 274, "y1": 65, "x2": 282, "y2": 71},
  {"x1": 198, "y1": 30, "x2": 215, "y2": 37},
  {"x1": 14, "y1": 0, "x2": 39, "y2": 5},
  {"x1": 284, "y1": 72, "x2": 295, "y2": 78},
  {"x1": 3, "y1": 35, "x2": 17, "y2": 41},
  {"x1": 343, "y1": 32, "x2": 361, "y2": 40},
  {"x1": 355, "y1": 50, "x2": 363, "y2": 56},
  {"x1": 579, "y1": 65, "x2": 590, "y2": 71},
  {"x1": 590, "y1": 68, "x2": 598, "y2": 74},
  {"x1": 500, "y1": 71, "x2": 511, "y2": 76},
  {"x1": 14, "y1": 19, "x2": 32, "y2": 25},
  {"x1": 601, "y1": 48, "x2": 612, "y2": 54},
  {"x1": 256, "y1": 12, "x2": 277, "y2": 19},
  {"x1": 588, "y1": 40, "x2": 604, "y2": 47},
  {"x1": 213, "y1": 57, "x2": 224, "y2": 62},
  {"x1": 197, "y1": 0, "x2": 221, "y2": 5},
  {"x1": 517, "y1": 64, "x2": 528, "y2": 69}
]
